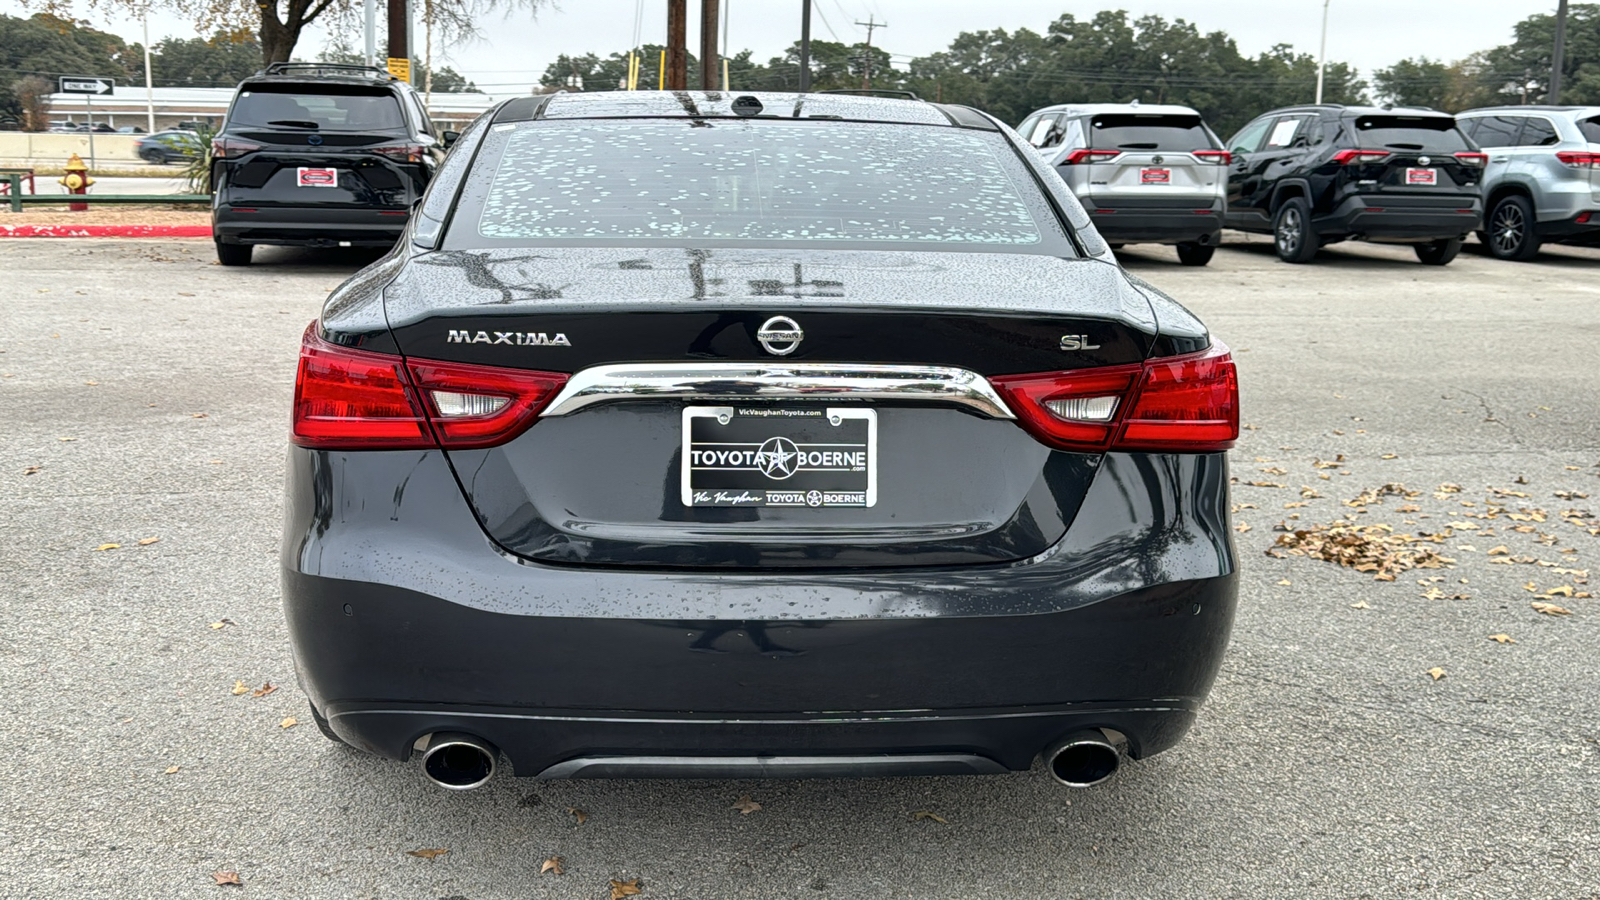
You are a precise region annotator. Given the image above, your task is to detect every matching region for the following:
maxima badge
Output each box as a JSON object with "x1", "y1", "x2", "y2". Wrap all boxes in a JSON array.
[{"x1": 756, "y1": 316, "x2": 804, "y2": 356}]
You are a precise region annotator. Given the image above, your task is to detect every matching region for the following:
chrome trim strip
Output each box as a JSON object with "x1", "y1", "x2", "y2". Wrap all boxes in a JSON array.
[
  {"x1": 534, "y1": 753, "x2": 1010, "y2": 780},
  {"x1": 540, "y1": 363, "x2": 1017, "y2": 419}
]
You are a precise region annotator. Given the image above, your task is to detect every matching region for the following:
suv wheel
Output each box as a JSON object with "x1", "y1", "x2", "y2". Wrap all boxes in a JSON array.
[
  {"x1": 1176, "y1": 242, "x2": 1215, "y2": 266},
  {"x1": 1415, "y1": 237, "x2": 1462, "y2": 266},
  {"x1": 1487, "y1": 195, "x2": 1541, "y2": 261},
  {"x1": 139, "y1": 148, "x2": 165, "y2": 164},
  {"x1": 215, "y1": 240, "x2": 252, "y2": 266},
  {"x1": 1273, "y1": 198, "x2": 1318, "y2": 263}
]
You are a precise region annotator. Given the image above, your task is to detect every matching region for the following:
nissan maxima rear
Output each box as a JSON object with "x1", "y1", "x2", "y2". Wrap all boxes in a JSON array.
[{"x1": 283, "y1": 91, "x2": 1240, "y2": 790}]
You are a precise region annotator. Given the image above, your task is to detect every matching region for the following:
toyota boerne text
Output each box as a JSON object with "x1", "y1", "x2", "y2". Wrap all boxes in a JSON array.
[{"x1": 283, "y1": 91, "x2": 1241, "y2": 791}]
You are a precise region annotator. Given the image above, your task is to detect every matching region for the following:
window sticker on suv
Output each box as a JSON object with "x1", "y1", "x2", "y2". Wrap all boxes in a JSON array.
[{"x1": 1267, "y1": 119, "x2": 1301, "y2": 148}]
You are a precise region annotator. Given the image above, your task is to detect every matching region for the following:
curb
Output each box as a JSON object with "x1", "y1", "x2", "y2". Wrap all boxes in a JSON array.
[{"x1": 0, "y1": 224, "x2": 211, "y2": 238}]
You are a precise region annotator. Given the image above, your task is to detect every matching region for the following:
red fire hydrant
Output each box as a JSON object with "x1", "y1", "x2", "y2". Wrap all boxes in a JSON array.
[{"x1": 58, "y1": 153, "x2": 94, "y2": 212}]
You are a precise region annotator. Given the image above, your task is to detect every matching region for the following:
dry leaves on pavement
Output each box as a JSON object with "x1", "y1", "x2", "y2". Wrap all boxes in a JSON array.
[
  {"x1": 230, "y1": 680, "x2": 248, "y2": 696},
  {"x1": 164, "y1": 766, "x2": 180, "y2": 774},
  {"x1": 279, "y1": 717, "x2": 298, "y2": 729},
  {"x1": 138, "y1": 537, "x2": 160, "y2": 546},
  {"x1": 211, "y1": 871, "x2": 242, "y2": 886},
  {"x1": 540, "y1": 857, "x2": 564, "y2": 875},
  {"x1": 610, "y1": 878, "x2": 642, "y2": 898},
  {"x1": 22, "y1": 465, "x2": 41, "y2": 475},
  {"x1": 407, "y1": 848, "x2": 449, "y2": 860},
  {"x1": 732, "y1": 795, "x2": 762, "y2": 815},
  {"x1": 1272, "y1": 522, "x2": 1454, "y2": 581},
  {"x1": 567, "y1": 807, "x2": 588, "y2": 826},
  {"x1": 1344, "y1": 483, "x2": 1417, "y2": 508},
  {"x1": 1427, "y1": 667, "x2": 1447, "y2": 681},
  {"x1": 910, "y1": 810, "x2": 948, "y2": 823},
  {"x1": 250, "y1": 682, "x2": 277, "y2": 698},
  {"x1": 94, "y1": 543, "x2": 120, "y2": 551},
  {"x1": 1488, "y1": 634, "x2": 1516, "y2": 644},
  {"x1": 1531, "y1": 602, "x2": 1572, "y2": 616},
  {"x1": 209, "y1": 619, "x2": 234, "y2": 630}
]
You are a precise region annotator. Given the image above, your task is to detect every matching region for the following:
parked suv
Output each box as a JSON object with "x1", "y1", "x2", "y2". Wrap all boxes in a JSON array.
[
  {"x1": 1017, "y1": 103, "x2": 1227, "y2": 265},
  {"x1": 1224, "y1": 105, "x2": 1484, "y2": 264},
  {"x1": 136, "y1": 129, "x2": 203, "y2": 163},
  {"x1": 211, "y1": 62, "x2": 454, "y2": 266},
  {"x1": 1455, "y1": 106, "x2": 1600, "y2": 260}
]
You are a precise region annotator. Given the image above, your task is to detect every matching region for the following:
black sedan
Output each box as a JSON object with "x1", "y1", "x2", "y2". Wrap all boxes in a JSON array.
[{"x1": 284, "y1": 91, "x2": 1240, "y2": 791}]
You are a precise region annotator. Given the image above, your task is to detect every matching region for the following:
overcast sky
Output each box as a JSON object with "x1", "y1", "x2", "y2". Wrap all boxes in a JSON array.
[{"x1": 10, "y1": 0, "x2": 1552, "y2": 92}]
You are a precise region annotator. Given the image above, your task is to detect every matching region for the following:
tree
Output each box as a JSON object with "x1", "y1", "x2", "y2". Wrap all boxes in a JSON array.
[
  {"x1": 10, "y1": 75, "x2": 53, "y2": 129},
  {"x1": 0, "y1": 13, "x2": 142, "y2": 127},
  {"x1": 150, "y1": 32, "x2": 262, "y2": 87},
  {"x1": 1478, "y1": 4, "x2": 1600, "y2": 104}
]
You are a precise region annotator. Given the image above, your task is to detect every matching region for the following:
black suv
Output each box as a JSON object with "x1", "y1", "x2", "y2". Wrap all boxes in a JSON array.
[
  {"x1": 1224, "y1": 105, "x2": 1484, "y2": 264},
  {"x1": 210, "y1": 63, "x2": 455, "y2": 266}
]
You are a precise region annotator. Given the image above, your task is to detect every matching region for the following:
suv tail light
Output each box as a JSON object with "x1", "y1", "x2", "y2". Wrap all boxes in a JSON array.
[
  {"x1": 991, "y1": 342, "x2": 1238, "y2": 453},
  {"x1": 373, "y1": 143, "x2": 427, "y2": 163},
  {"x1": 291, "y1": 324, "x2": 567, "y2": 450},
  {"x1": 1062, "y1": 149, "x2": 1121, "y2": 165},
  {"x1": 1192, "y1": 150, "x2": 1232, "y2": 164},
  {"x1": 212, "y1": 136, "x2": 263, "y2": 158},
  {"x1": 1453, "y1": 152, "x2": 1487, "y2": 167},
  {"x1": 1332, "y1": 149, "x2": 1392, "y2": 165},
  {"x1": 1556, "y1": 151, "x2": 1600, "y2": 168}
]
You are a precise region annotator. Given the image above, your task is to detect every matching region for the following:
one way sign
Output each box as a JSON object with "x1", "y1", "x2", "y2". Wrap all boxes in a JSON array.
[{"x1": 58, "y1": 76, "x2": 114, "y2": 95}]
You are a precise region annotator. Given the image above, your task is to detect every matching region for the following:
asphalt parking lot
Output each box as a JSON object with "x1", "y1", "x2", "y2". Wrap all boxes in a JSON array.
[{"x1": 3, "y1": 236, "x2": 1598, "y2": 899}]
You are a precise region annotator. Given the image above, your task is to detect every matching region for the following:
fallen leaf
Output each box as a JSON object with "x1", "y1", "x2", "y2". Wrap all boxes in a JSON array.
[
  {"x1": 94, "y1": 543, "x2": 120, "y2": 551},
  {"x1": 178, "y1": 292, "x2": 196, "y2": 297},
  {"x1": 57, "y1": 436, "x2": 75, "y2": 442},
  {"x1": 1488, "y1": 634, "x2": 1516, "y2": 644},
  {"x1": 732, "y1": 795, "x2": 762, "y2": 815},
  {"x1": 1531, "y1": 602, "x2": 1571, "y2": 616},
  {"x1": 190, "y1": 413, "x2": 208, "y2": 419},
  {"x1": 1244, "y1": 481, "x2": 1287, "y2": 488},
  {"x1": 1259, "y1": 466, "x2": 1288, "y2": 476},
  {"x1": 610, "y1": 878, "x2": 642, "y2": 899},
  {"x1": 1487, "y1": 546, "x2": 1510, "y2": 555},
  {"x1": 1274, "y1": 521, "x2": 1454, "y2": 580},
  {"x1": 540, "y1": 856, "x2": 564, "y2": 875},
  {"x1": 211, "y1": 871, "x2": 242, "y2": 886},
  {"x1": 230, "y1": 680, "x2": 248, "y2": 696},
  {"x1": 1522, "y1": 582, "x2": 1537, "y2": 592},
  {"x1": 1515, "y1": 475, "x2": 1530, "y2": 485},
  {"x1": 911, "y1": 810, "x2": 948, "y2": 823},
  {"x1": 138, "y1": 537, "x2": 160, "y2": 546},
  {"x1": 1283, "y1": 501, "x2": 1308, "y2": 509},
  {"x1": 567, "y1": 807, "x2": 588, "y2": 826},
  {"x1": 1234, "y1": 522, "x2": 1252, "y2": 533},
  {"x1": 251, "y1": 682, "x2": 277, "y2": 698},
  {"x1": 1381, "y1": 453, "x2": 1398, "y2": 460},
  {"x1": 164, "y1": 766, "x2": 180, "y2": 774},
  {"x1": 23, "y1": 465, "x2": 41, "y2": 475},
  {"x1": 1276, "y1": 579, "x2": 1292, "y2": 586},
  {"x1": 406, "y1": 848, "x2": 449, "y2": 860},
  {"x1": 209, "y1": 619, "x2": 233, "y2": 630},
  {"x1": 1544, "y1": 585, "x2": 1574, "y2": 597},
  {"x1": 279, "y1": 717, "x2": 298, "y2": 729},
  {"x1": 84, "y1": 380, "x2": 99, "y2": 386},
  {"x1": 1349, "y1": 600, "x2": 1370, "y2": 609},
  {"x1": 1397, "y1": 504, "x2": 1420, "y2": 513},
  {"x1": 1437, "y1": 483, "x2": 1462, "y2": 494},
  {"x1": 1427, "y1": 667, "x2": 1446, "y2": 681}
]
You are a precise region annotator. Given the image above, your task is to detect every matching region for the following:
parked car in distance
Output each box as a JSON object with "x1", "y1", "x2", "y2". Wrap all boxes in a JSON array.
[
  {"x1": 1455, "y1": 106, "x2": 1600, "y2": 260},
  {"x1": 1017, "y1": 102, "x2": 1227, "y2": 265},
  {"x1": 1224, "y1": 105, "x2": 1484, "y2": 264},
  {"x1": 116, "y1": 125, "x2": 147, "y2": 134},
  {"x1": 284, "y1": 90, "x2": 1241, "y2": 792},
  {"x1": 210, "y1": 62, "x2": 451, "y2": 265},
  {"x1": 135, "y1": 129, "x2": 204, "y2": 163}
]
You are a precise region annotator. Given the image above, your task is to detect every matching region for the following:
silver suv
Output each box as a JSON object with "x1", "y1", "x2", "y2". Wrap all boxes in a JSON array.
[
  {"x1": 1456, "y1": 106, "x2": 1600, "y2": 260},
  {"x1": 1017, "y1": 103, "x2": 1228, "y2": 266}
]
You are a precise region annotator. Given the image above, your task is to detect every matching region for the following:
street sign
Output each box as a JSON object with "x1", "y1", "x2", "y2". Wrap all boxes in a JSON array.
[{"x1": 58, "y1": 77, "x2": 114, "y2": 95}]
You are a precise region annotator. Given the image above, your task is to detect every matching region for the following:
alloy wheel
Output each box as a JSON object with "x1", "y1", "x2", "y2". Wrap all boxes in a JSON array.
[
  {"x1": 1492, "y1": 203, "x2": 1525, "y2": 255},
  {"x1": 1276, "y1": 208, "x2": 1302, "y2": 256}
]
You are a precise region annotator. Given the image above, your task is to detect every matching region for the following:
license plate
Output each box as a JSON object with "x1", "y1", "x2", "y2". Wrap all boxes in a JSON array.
[
  {"x1": 681, "y1": 406, "x2": 876, "y2": 508},
  {"x1": 296, "y1": 167, "x2": 338, "y2": 188},
  {"x1": 1140, "y1": 167, "x2": 1171, "y2": 185},
  {"x1": 1406, "y1": 167, "x2": 1437, "y2": 186}
]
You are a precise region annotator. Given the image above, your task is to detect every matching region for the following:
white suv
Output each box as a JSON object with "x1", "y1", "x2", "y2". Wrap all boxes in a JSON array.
[
  {"x1": 1456, "y1": 106, "x2": 1600, "y2": 260},
  {"x1": 1017, "y1": 103, "x2": 1228, "y2": 265}
]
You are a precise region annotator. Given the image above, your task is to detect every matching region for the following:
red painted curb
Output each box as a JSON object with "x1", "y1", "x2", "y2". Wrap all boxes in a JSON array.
[{"x1": 0, "y1": 224, "x2": 211, "y2": 238}]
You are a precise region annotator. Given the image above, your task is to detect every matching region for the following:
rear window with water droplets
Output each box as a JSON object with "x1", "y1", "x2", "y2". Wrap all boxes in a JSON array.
[{"x1": 455, "y1": 120, "x2": 1073, "y2": 253}]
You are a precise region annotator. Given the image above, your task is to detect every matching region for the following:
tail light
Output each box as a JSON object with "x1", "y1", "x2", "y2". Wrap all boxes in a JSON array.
[
  {"x1": 291, "y1": 324, "x2": 567, "y2": 450},
  {"x1": 991, "y1": 342, "x2": 1238, "y2": 453},
  {"x1": 1193, "y1": 150, "x2": 1232, "y2": 164},
  {"x1": 1453, "y1": 152, "x2": 1487, "y2": 167},
  {"x1": 1332, "y1": 149, "x2": 1391, "y2": 165},
  {"x1": 1556, "y1": 151, "x2": 1600, "y2": 168},
  {"x1": 211, "y1": 136, "x2": 262, "y2": 158},
  {"x1": 1062, "y1": 149, "x2": 1121, "y2": 165},
  {"x1": 373, "y1": 143, "x2": 427, "y2": 163}
]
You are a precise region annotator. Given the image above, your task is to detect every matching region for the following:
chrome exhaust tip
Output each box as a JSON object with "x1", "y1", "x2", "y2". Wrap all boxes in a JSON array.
[
  {"x1": 1044, "y1": 729, "x2": 1121, "y2": 788},
  {"x1": 420, "y1": 732, "x2": 498, "y2": 790}
]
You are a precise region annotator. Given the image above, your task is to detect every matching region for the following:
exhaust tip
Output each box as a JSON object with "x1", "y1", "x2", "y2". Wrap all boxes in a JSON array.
[
  {"x1": 1045, "y1": 730, "x2": 1120, "y2": 788},
  {"x1": 420, "y1": 733, "x2": 497, "y2": 790}
]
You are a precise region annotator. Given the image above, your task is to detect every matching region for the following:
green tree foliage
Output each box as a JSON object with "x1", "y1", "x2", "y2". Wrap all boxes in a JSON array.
[
  {"x1": 0, "y1": 12, "x2": 141, "y2": 125},
  {"x1": 149, "y1": 33, "x2": 262, "y2": 88}
]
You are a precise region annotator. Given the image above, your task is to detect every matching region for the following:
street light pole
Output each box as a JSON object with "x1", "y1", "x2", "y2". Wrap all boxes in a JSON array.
[
  {"x1": 1551, "y1": 0, "x2": 1570, "y2": 103},
  {"x1": 141, "y1": 8, "x2": 155, "y2": 133},
  {"x1": 1315, "y1": 0, "x2": 1331, "y2": 104},
  {"x1": 364, "y1": 0, "x2": 377, "y2": 66},
  {"x1": 798, "y1": 0, "x2": 811, "y2": 92}
]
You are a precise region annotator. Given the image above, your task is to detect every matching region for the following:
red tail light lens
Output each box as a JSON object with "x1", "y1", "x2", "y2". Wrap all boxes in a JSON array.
[
  {"x1": 992, "y1": 342, "x2": 1238, "y2": 453},
  {"x1": 212, "y1": 137, "x2": 262, "y2": 158},
  {"x1": 1332, "y1": 149, "x2": 1391, "y2": 165},
  {"x1": 1193, "y1": 149, "x2": 1232, "y2": 164},
  {"x1": 373, "y1": 143, "x2": 427, "y2": 163},
  {"x1": 1453, "y1": 152, "x2": 1487, "y2": 167},
  {"x1": 1556, "y1": 151, "x2": 1600, "y2": 168},
  {"x1": 291, "y1": 324, "x2": 568, "y2": 450},
  {"x1": 1062, "y1": 149, "x2": 1121, "y2": 165}
]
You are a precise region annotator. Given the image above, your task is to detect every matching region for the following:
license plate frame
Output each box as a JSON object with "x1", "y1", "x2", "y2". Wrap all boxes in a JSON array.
[
  {"x1": 680, "y1": 406, "x2": 877, "y2": 508},
  {"x1": 296, "y1": 167, "x2": 338, "y2": 188},
  {"x1": 1140, "y1": 167, "x2": 1171, "y2": 185},
  {"x1": 1405, "y1": 167, "x2": 1438, "y2": 186}
]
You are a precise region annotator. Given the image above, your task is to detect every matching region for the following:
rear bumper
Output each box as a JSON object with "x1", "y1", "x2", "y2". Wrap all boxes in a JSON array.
[
  {"x1": 1319, "y1": 194, "x2": 1482, "y2": 241},
  {"x1": 1085, "y1": 204, "x2": 1223, "y2": 244},
  {"x1": 213, "y1": 205, "x2": 409, "y2": 247},
  {"x1": 282, "y1": 447, "x2": 1239, "y2": 778}
]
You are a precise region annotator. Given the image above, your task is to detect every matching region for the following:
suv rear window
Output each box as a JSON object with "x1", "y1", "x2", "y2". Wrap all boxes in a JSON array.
[
  {"x1": 229, "y1": 84, "x2": 405, "y2": 131},
  {"x1": 1579, "y1": 117, "x2": 1600, "y2": 143},
  {"x1": 1087, "y1": 115, "x2": 1218, "y2": 151},
  {"x1": 459, "y1": 120, "x2": 1072, "y2": 253},
  {"x1": 1352, "y1": 116, "x2": 1468, "y2": 152}
]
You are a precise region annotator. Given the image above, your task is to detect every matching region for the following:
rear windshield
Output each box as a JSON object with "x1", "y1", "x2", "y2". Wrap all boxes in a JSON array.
[
  {"x1": 1580, "y1": 116, "x2": 1600, "y2": 143},
  {"x1": 1087, "y1": 114, "x2": 1218, "y2": 151},
  {"x1": 228, "y1": 84, "x2": 405, "y2": 132},
  {"x1": 453, "y1": 120, "x2": 1073, "y2": 254},
  {"x1": 1352, "y1": 116, "x2": 1468, "y2": 152}
]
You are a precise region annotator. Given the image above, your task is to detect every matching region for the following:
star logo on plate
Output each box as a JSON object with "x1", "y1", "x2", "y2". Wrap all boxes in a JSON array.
[{"x1": 754, "y1": 437, "x2": 800, "y2": 480}]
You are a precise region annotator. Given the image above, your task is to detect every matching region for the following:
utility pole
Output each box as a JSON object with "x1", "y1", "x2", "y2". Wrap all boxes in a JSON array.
[
  {"x1": 798, "y1": 0, "x2": 811, "y2": 91},
  {"x1": 141, "y1": 8, "x2": 154, "y2": 133},
  {"x1": 1551, "y1": 0, "x2": 1570, "y2": 103},
  {"x1": 854, "y1": 15, "x2": 885, "y2": 90},
  {"x1": 1314, "y1": 0, "x2": 1330, "y2": 104},
  {"x1": 700, "y1": 0, "x2": 719, "y2": 90},
  {"x1": 364, "y1": 0, "x2": 377, "y2": 66},
  {"x1": 386, "y1": 0, "x2": 411, "y2": 82},
  {"x1": 666, "y1": 0, "x2": 688, "y2": 90}
]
